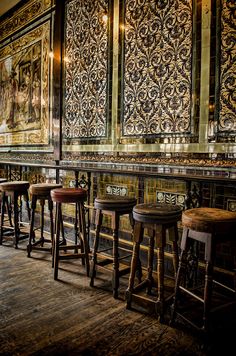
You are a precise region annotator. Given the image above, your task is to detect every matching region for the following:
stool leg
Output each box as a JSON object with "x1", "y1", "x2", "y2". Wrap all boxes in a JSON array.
[
  {"x1": 126, "y1": 222, "x2": 143, "y2": 308},
  {"x1": 156, "y1": 226, "x2": 166, "y2": 321},
  {"x1": 25, "y1": 191, "x2": 31, "y2": 221},
  {"x1": 147, "y1": 228, "x2": 155, "y2": 295},
  {"x1": 172, "y1": 223, "x2": 179, "y2": 277},
  {"x1": 170, "y1": 227, "x2": 189, "y2": 324},
  {"x1": 203, "y1": 234, "x2": 214, "y2": 332},
  {"x1": 112, "y1": 213, "x2": 120, "y2": 299},
  {"x1": 48, "y1": 198, "x2": 54, "y2": 255},
  {"x1": 27, "y1": 195, "x2": 37, "y2": 257},
  {"x1": 129, "y1": 212, "x2": 142, "y2": 282},
  {"x1": 52, "y1": 203, "x2": 58, "y2": 268},
  {"x1": 6, "y1": 198, "x2": 13, "y2": 227},
  {"x1": 59, "y1": 206, "x2": 66, "y2": 246},
  {"x1": 40, "y1": 199, "x2": 45, "y2": 246},
  {"x1": 90, "y1": 209, "x2": 102, "y2": 287},
  {"x1": 54, "y1": 203, "x2": 61, "y2": 280},
  {"x1": 79, "y1": 202, "x2": 90, "y2": 277},
  {"x1": 74, "y1": 202, "x2": 79, "y2": 255},
  {"x1": 13, "y1": 192, "x2": 19, "y2": 249}
]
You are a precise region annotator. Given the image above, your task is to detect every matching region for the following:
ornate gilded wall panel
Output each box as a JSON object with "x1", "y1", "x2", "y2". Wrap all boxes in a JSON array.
[
  {"x1": 0, "y1": 20, "x2": 52, "y2": 146},
  {"x1": 0, "y1": 152, "x2": 55, "y2": 164},
  {"x1": 0, "y1": 0, "x2": 54, "y2": 43},
  {"x1": 63, "y1": 0, "x2": 110, "y2": 142},
  {"x1": 217, "y1": 1, "x2": 236, "y2": 136},
  {"x1": 120, "y1": 0, "x2": 193, "y2": 138}
]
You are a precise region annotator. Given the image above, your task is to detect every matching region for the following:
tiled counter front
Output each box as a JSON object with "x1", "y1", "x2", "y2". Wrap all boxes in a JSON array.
[{"x1": 0, "y1": 159, "x2": 236, "y2": 281}]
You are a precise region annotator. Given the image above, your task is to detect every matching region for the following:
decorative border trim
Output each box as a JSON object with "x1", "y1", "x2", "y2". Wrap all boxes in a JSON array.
[
  {"x1": 62, "y1": 152, "x2": 236, "y2": 168},
  {"x1": 0, "y1": 0, "x2": 54, "y2": 43}
]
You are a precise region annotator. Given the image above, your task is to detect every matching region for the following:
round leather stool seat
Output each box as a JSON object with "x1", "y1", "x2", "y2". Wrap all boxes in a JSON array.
[
  {"x1": 29, "y1": 183, "x2": 62, "y2": 196},
  {"x1": 182, "y1": 207, "x2": 236, "y2": 235},
  {"x1": 133, "y1": 203, "x2": 182, "y2": 224},
  {"x1": 94, "y1": 196, "x2": 137, "y2": 211},
  {"x1": 0, "y1": 181, "x2": 29, "y2": 192},
  {"x1": 51, "y1": 188, "x2": 87, "y2": 203}
]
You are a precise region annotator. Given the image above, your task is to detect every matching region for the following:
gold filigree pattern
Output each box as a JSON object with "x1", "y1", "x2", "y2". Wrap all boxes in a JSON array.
[
  {"x1": 62, "y1": 152, "x2": 236, "y2": 168},
  {"x1": 219, "y1": 1, "x2": 236, "y2": 133},
  {"x1": 0, "y1": 0, "x2": 54, "y2": 43},
  {"x1": 121, "y1": 0, "x2": 192, "y2": 136},
  {"x1": 0, "y1": 153, "x2": 54, "y2": 163},
  {"x1": 63, "y1": 0, "x2": 109, "y2": 139}
]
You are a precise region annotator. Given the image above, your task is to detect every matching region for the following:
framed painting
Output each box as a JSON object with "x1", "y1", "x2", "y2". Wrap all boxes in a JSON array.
[{"x1": 0, "y1": 19, "x2": 52, "y2": 147}]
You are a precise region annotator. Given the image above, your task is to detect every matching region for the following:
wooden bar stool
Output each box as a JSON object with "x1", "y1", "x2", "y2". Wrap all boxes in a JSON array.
[
  {"x1": 27, "y1": 183, "x2": 62, "y2": 257},
  {"x1": 126, "y1": 203, "x2": 182, "y2": 321},
  {"x1": 90, "y1": 196, "x2": 137, "y2": 299},
  {"x1": 0, "y1": 181, "x2": 30, "y2": 248},
  {"x1": 171, "y1": 207, "x2": 236, "y2": 332},
  {"x1": 51, "y1": 188, "x2": 90, "y2": 280}
]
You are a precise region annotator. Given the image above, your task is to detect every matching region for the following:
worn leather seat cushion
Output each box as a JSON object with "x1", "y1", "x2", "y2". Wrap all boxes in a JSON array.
[
  {"x1": 182, "y1": 207, "x2": 236, "y2": 235},
  {"x1": 0, "y1": 181, "x2": 29, "y2": 192},
  {"x1": 94, "y1": 196, "x2": 137, "y2": 211},
  {"x1": 30, "y1": 183, "x2": 62, "y2": 196},
  {"x1": 51, "y1": 188, "x2": 87, "y2": 203},
  {"x1": 133, "y1": 203, "x2": 182, "y2": 224}
]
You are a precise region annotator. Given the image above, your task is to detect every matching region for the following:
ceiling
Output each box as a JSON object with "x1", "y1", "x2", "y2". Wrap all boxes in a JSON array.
[{"x1": 0, "y1": 0, "x2": 22, "y2": 18}]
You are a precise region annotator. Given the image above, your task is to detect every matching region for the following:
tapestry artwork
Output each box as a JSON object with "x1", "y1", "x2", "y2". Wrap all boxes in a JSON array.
[{"x1": 0, "y1": 21, "x2": 51, "y2": 146}]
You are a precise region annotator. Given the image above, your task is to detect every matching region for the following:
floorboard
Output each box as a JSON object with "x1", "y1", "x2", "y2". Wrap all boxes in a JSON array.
[{"x1": 1, "y1": 239, "x2": 236, "y2": 356}]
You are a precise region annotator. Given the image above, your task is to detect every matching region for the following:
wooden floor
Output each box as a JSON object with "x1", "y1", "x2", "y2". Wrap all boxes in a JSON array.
[{"x1": 1, "y1": 238, "x2": 236, "y2": 356}]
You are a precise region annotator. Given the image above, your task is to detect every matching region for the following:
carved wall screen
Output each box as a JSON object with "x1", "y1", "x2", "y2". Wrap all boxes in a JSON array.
[
  {"x1": 63, "y1": 0, "x2": 110, "y2": 141},
  {"x1": 0, "y1": 21, "x2": 52, "y2": 146},
  {"x1": 217, "y1": 0, "x2": 236, "y2": 138},
  {"x1": 120, "y1": 0, "x2": 193, "y2": 138}
]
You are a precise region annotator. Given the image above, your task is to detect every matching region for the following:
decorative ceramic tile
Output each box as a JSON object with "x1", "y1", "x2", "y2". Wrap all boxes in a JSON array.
[
  {"x1": 121, "y1": 0, "x2": 192, "y2": 137},
  {"x1": 218, "y1": 1, "x2": 236, "y2": 134},
  {"x1": 64, "y1": 0, "x2": 110, "y2": 139},
  {"x1": 157, "y1": 191, "x2": 186, "y2": 207},
  {"x1": 227, "y1": 199, "x2": 236, "y2": 212},
  {"x1": 106, "y1": 184, "x2": 128, "y2": 196}
]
